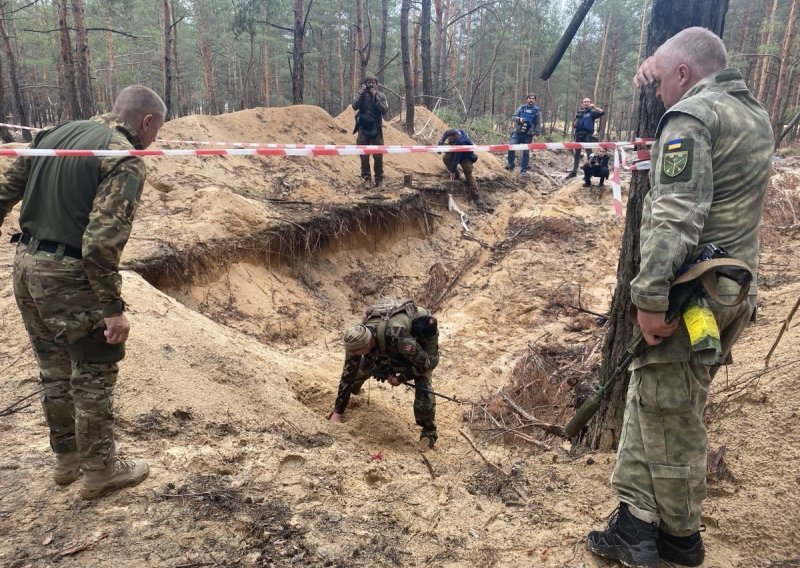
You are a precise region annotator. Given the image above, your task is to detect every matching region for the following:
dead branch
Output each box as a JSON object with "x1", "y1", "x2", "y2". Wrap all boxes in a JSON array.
[
  {"x1": 420, "y1": 452, "x2": 437, "y2": 480},
  {"x1": 499, "y1": 390, "x2": 566, "y2": 437},
  {"x1": 764, "y1": 296, "x2": 800, "y2": 367},
  {"x1": 458, "y1": 428, "x2": 507, "y2": 475},
  {"x1": 0, "y1": 388, "x2": 44, "y2": 418}
]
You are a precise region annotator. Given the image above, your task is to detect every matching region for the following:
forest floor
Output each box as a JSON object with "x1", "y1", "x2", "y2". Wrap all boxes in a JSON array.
[{"x1": 0, "y1": 105, "x2": 798, "y2": 568}]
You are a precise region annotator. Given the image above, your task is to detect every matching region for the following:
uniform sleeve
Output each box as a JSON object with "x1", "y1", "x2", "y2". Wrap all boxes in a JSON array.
[
  {"x1": 389, "y1": 325, "x2": 431, "y2": 374},
  {"x1": 630, "y1": 113, "x2": 713, "y2": 312},
  {"x1": 0, "y1": 157, "x2": 31, "y2": 228},
  {"x1": 376, "y1": 92, "x2": 389, "y2": 115},
  {"x1": 82, "y1": 154, "x2": 146, "y2": 317}
]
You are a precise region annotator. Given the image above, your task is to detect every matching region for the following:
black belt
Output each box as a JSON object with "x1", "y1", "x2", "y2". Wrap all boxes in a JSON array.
[{"x1": 10, "y1": 233, "x2": 82, "y2": 259}]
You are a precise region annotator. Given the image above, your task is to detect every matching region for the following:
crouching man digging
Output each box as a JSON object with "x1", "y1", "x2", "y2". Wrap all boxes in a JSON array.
[
  {"x1": 585, "y1": 28, "x2": 772, "y2": 568},
  {"x1": 329, "y1": 299, "x2": 439, "y2": 448}
]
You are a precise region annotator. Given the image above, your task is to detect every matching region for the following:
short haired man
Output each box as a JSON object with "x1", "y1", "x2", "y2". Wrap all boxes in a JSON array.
[
  {"x1": 566, "y1": 97, "x2": 604, "y2": 179},
  {"x1": 505, "y1": 93, "x2": 541, "y2": 176},
  {"x1": 582, "y1": 147, "x2": 610, "y2": 187},
  {"x1": 585, "y1": 28, "x2": 773, "y2": 568},
  {"x1": 0, "y1": 85, "x2": 166, "y2": 500},
  {"x1": 352, "y1": 75, "x2": 389, "y2": 188}
]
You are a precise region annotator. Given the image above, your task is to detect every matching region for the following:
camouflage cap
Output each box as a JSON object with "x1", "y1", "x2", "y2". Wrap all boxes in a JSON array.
[{"x1": 344, "y1": 324, "x2": 372, "y2": 352}]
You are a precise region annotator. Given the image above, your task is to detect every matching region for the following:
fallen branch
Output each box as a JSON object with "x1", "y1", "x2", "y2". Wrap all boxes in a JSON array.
[
  {"x1": 420, "y1": 452, "x2": 437, "y2": 480},
  {"x1": 53, "y1": 532, "x2": 108, "y2": 559},
  {"x1": 499, "y1": 390, "x2": 566, "y2": 437},
  {"x1": 458, "y1": 428, "x2": 507, "y2": 475},
  {"x1": 764, "y1": 296, "x2": 800, "y2": 367},
  {"x1": 0, "y1": 388, "x2": 44, "y2": 418}
]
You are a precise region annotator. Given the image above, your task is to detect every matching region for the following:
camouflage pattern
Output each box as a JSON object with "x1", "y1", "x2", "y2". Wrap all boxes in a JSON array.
[
  {"x1": 0, "y1": 113, "x2": 146, "y2": 317},
  {"x1": 614, "y1": 68, "x2": 772, "y2": 536},
  {"x1": 0, "y1": 113, "x2": 146, "y2": 471},
  {"x1": 334, "y1": 307, "x2": 438, "y2": 440},
  {"x1": 12, "y1": 247, "x2": 120, "y2": 470},
  {"x1": 443, "y1": 154, "x2": 478, "y2": 191}
]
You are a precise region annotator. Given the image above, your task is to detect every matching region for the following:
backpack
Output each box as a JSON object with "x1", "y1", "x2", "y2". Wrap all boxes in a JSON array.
[{"x1": 364, "y1": 298, "x2": 439, "y2": 368}]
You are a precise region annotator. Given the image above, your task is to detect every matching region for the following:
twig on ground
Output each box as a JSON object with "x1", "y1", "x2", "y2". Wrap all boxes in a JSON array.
[
  {"x1": 764, "y1": 296, "x2": 800, "y2": 367},
  {"x1": 0, "y1": 388, "x2": 44, "y2": 418},
  {"x1": 499, "y1": 390, "x2": 566, "y2": 438},
  {"x1": 458, "y1": 428, "x2": 507, "y2": 475},
  {"x1": 420, "y1": 453, "x2": 437, "y2": 480}
]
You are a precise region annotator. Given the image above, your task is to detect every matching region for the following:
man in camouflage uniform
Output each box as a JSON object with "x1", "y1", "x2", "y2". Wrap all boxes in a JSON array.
[
  {"x1": 329, "y1": 300, "x2": 439, "y2": 448},
  {"x1": 586, "y1": 28, "x2": 773, "y2": 568},
  {"x1": 352, "y1": 75, "x2": 389, "y2": 188},
  {"x1": 0, "y1": 85, "x2": 166, "y2": 500}
]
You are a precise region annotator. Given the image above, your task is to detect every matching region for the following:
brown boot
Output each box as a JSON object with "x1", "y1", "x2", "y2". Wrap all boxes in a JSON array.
[
  {"x1": 81, "y1": 458, "x2": 149, "y2": 500},
  {"x1": 53, "y1": 452, "x2": 81, "y2": 485}
]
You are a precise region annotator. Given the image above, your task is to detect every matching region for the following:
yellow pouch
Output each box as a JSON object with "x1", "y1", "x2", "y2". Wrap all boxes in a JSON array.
[{"x1": 682, "y1": 296, "x2": 723, "y2": 366}]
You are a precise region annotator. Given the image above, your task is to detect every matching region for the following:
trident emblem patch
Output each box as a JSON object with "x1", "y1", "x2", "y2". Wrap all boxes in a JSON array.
[{"x1": 663, "y1": 151, "x2": 688, "y2": 178}]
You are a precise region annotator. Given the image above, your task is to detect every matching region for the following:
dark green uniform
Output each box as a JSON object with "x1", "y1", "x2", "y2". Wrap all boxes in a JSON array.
[
  {"x1": 334, "y1": 307, "x2": 439, "y2": 442},
  {"x1": 0, "y1": 113, "x2": 146, "y2": 470},
  {"x1": 352, "y1": 89, "x2": 389, "y2": 184}
]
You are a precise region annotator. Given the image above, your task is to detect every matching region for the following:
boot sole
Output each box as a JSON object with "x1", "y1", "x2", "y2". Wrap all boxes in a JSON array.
[
  {"x1": 586, "y1": 539, "x2": 658, "y2": 568},
  {"x1": 81, "y1": 468, "x2": 149, "y2": 500},
  {"x1": 53, "y1": 471, "x2": 82, "y2": 486}
]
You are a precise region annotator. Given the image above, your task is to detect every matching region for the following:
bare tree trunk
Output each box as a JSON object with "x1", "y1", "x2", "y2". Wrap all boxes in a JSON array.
[
  {"x1": 163, "y1": 0, "x2": 174, "y2": 116},
  {"x1": 583, "y1": 0, "x2": 730, "y2": 450},
  {"x1": 56, "y1": 0, "x2": 79, "y2": 121},
  {"x1": 71, "y1": 0, "x2": 94, "y2": 118},
  {"x1": 769, "y1": 0, "x2": 797, "y2": 137},
  {"x1": 171, "y1": 0, "x2": 183, "y2": 115},
  {"x1": 413, "y1": 18, "x2": 420, "y2": 101},
  {"x1": 421, "y1": 0, "x2": 432, "y2": 107},
  {"x1": 593, "y1": 6, "x2": 612, "y2": 101},
  {"x1": 401, "y1": 0, "x2": 414, "y2": 133},
  {"x1": 291, "y1": 0, "x2": 307, "y2": 104},
  {"x1": 0, "y1": 3, "x2": 30, "y2": 140},
  {"x1": 756, "y1": 0, "x2": 778, "y2": 105},
  {"x1": 0, "y1": 53, "x2": 13, "y2": 142},
  {"x1": 377, "y1": 0, "x2": 388, "y2": 86},
  {"x1": 262, "y1": 38, "x2": 271, "y2": 107},
  {"x1": 105, "y1": 7, "x2": 117, "y2": 102},
  {"x1": 433, "y1": 0, "x2": 444, "y2": 99},
  {"x1": 337, "y1": 9, "x2": 345, "y2": 109},
  {"x1": 355, "y1": 0, "x2": 371, "y2": 79}
]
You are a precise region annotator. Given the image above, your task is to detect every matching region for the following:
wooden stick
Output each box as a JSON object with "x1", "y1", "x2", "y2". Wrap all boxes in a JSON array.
[
  {"x1": 764, "y1": 296, "x2": 800, "y2": 367},
  {"x1": 420, "y1": 453, "x2": 437, "y2": 480},
  {"x1": 458, "y1": 428, "x2": 507, "y2": 475},
  {"x1": 500, "y1": 390, "x2": 566, "y2": 437}
]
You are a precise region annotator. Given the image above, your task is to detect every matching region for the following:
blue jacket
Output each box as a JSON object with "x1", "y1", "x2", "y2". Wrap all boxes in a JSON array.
[
  {"x1": 438, "y1": 129, "x2": 478, "y2": 172},
  {"x1": 512, "y1": 104, "x2": 541, "y2": 136},
  {"x1": 574, "y1": 108, "x2": 604, "y2": 134}
]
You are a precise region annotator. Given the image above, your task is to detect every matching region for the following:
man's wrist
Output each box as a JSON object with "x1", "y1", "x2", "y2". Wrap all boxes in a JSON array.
[{"x1": 102, "y1": 300, "x2": 126, "y2": 318}]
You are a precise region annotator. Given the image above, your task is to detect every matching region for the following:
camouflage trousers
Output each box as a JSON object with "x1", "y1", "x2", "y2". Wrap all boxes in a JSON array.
[
  {"x1": 334, "y1": 357, "x2": 437, "y2": 440},
  {"x1": 612, "y1": 295, "x2": 756, "y2": 536},
  {"x1": 12, "y1": 245, "x2": 123, "y2": 471}
]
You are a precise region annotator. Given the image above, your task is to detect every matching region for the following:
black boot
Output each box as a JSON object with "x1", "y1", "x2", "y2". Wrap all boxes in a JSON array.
[
  {"x1": 586, "y1": 503, "x2": 659, "y2": 568},
  {"x1": 658, "y1": 529, "x2": 704, "y2": 567}
]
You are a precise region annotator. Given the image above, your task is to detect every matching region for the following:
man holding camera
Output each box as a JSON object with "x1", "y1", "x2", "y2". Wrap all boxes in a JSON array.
[
  {"x1": 566, "y1": 97, "x2": 604, "y2": 179},
  {"x1": 352, "y1": 75, "x2": 389, "y2": 188},
  {"x1": 505, "y1": 93, "x2": 541, "y2": 176},
  {"x1": 582, "y1": 147, "x2": 610, "y2": 187}
]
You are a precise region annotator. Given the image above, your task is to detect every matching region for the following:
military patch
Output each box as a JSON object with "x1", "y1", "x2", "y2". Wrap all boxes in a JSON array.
[
  {"x1": 659, "y1": 138, "x2": 694, "y2": 184},
  {"x1": 401, "y1": 343, "x2": 416, "y2": 354},
  {"x1": 120, "y1": 173, "x2": 141, "y2": 202}
]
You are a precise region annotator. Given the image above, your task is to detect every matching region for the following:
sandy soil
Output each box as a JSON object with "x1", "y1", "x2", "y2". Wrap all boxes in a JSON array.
[{"x1": 0, "y1": 105, "x2": 798, "y2": 568}]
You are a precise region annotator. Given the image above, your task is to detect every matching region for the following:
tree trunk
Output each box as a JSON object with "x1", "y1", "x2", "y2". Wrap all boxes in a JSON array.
[
  {"x1": 421, "y1": 0, "x2": 432, "y2": 107},
  {"x1": 163, "y1": 0, "x2": 174, "y2": 117},
  {"x1": 291, "y1": 0, "x2": 306, "y2": 104},
  {"x1": 769, "y1": 0, "x2": 797, "y2": 137},
  {"x1": 756, "y1": 0, "x2": 778, "y2": 106},
  {"x1": 57, "y1": 0, "x2": 79, "y2": 122},
  {"x1": 71, "y1": 0, "x2": 94, "y2": 118},
  {"x1": 593, "y1": 6, "x2": 612, "y2": 101},
  {"x1": 355, "y1": 0, "x2": 370, "y2": 79},
  {"x1": 197, "y1": 0, "x2": 216, "y2": 113},
  {"x1": 171, "y1": 0, "x2": 183, "y2": 115},
  {"x1": 105, "y1": 7, "x2": 117, "y2": 102},
  {"x1": 377, "y1": 0, "x2": 388, "y2": 86},
  {"x1": 433, "y1": 0, "x2": 444, "y2": 99},
  {"x1": 401, "y1": 0, "x2": 414, "y2": 133},
  {"x1": 262, "y1": 38, "x2": 271, "y2": 107},
  {"x1": 0, "y1": 53, "x2": 13, "y2": 142},
  {"x1": 582, "y1": 0, "x2": 730, "y2": 450},
  {"x1": 0, "y1": 3, "x2": 30, "y2": 140}
]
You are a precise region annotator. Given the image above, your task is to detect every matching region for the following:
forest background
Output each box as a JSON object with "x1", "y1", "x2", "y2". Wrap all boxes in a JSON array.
[{"x1": 0, "y1": 0, "x2": 797, "y2": 148}]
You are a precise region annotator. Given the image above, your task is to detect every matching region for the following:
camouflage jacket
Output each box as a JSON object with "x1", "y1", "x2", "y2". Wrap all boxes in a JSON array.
[
  {"x1": 341, "y1": 309, "x2": 437, "y2": 383},
  {"x1": 631, "y1": 68, "x2": 773, "y2": 314},
  {"x1": 0, "y1": 113, "x2": 146, "y2": 317}
]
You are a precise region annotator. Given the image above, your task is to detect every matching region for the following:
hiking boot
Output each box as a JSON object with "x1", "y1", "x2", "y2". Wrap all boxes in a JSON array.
[
  {"x1": 53, "y1": 452, "x2": 81, "y2": 485},
  {"x1": 598, "y1": 179, "x2": 606, "y2": 186},
  {"x1": 658, "y1": 529, "x2": 705, "y2": 567},
  {"x1": 583, "y1": 181, "x2": 592, "y2": 187},
  {"x1": 81, "y1": 458, "x2": 149, "y2": 500},
  {"x1": 360, "y1": 177, "x2": 372, "y2": 189},
  {"x1": 504, "y1": 164, "x2": 514, "y2": 171},
  {"x1": 565, "y1": 171, "x2": 577, "y2": 179},
  {"x1": 586, "y1": 503, "x2": 659, "y2": 568},
  {"x1": 374, "y1": 177, "x2": 384, "y2": 188},
  {"x1": 419, "y1": 432, "x2": 437, "y2": 449}
]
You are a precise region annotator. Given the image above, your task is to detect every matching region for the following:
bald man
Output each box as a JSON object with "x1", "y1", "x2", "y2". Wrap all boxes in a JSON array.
[
  {"x1": 586, "y1": 28, "x2": 773, "y2": 568},
  {"x1": 0, "y1": 85, "x2": 166, "y2": 500}
]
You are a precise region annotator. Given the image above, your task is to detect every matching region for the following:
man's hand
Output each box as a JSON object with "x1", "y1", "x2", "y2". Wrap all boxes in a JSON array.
[
  {"x1": 329, "y1": 412, "x2": 343, "y2": 423},
  {"x1": 637, "y1": 308, "x2": 679, "y2": 346},
  {"x1": 388, "y1": 376, "x2": 401, "y2": 387},
  {"x1": 449, "y1": 171, "x2": 457, "y2": 180},
  {"x1": 103, "y1": 314, "x2": 130, "y2": 344},
  {"x1": 633, "y1": 56, "x2": 659, "y2": 88}
]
